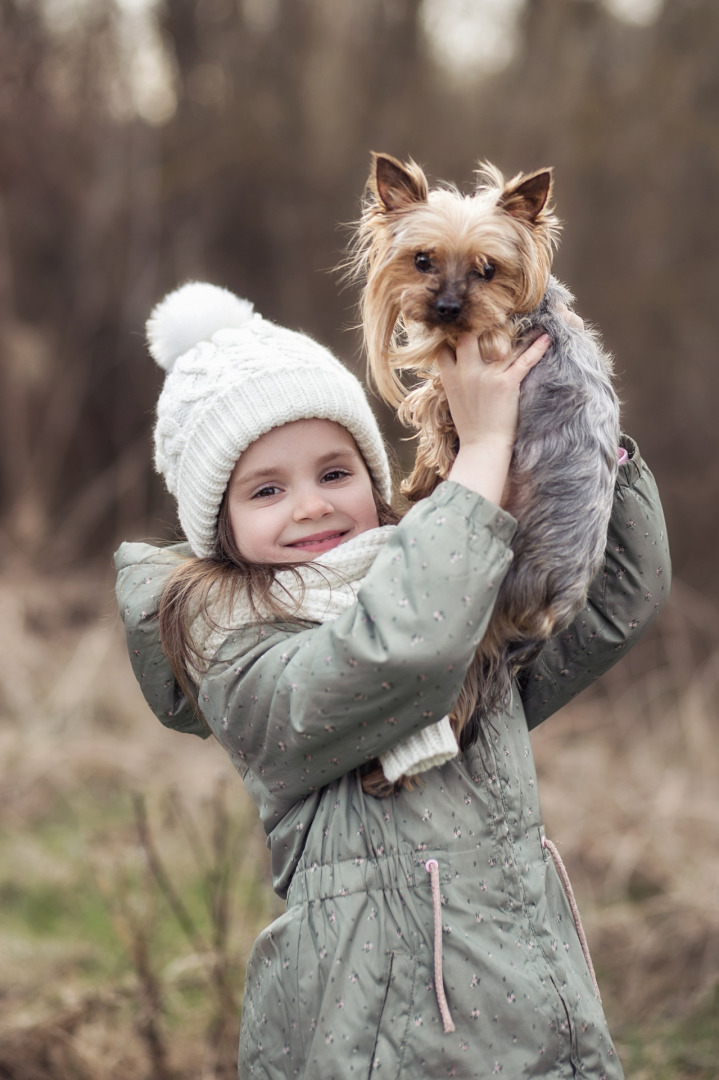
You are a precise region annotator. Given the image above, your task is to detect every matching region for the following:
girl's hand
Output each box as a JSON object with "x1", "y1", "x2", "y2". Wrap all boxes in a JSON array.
[{"x1": 437, "y1": 332, "x2": 550, "y2": 506}]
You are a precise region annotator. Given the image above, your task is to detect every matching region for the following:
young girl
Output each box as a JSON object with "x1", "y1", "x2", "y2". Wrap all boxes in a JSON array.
[{"x1": 116, "y1": 282, "x2": 670, "y2": 1079}]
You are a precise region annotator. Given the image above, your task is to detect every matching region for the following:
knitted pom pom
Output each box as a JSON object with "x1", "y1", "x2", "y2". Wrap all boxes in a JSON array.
[{"x1": 147, "y1": 282, "x2": 254, "y2": 372}]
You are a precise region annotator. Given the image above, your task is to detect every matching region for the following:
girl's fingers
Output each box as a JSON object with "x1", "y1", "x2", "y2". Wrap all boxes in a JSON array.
[
  {"x1": 437, "y1": 332, "x2": 550, "y2": 387},
  {"x1": 480, "y1": 333, "x2": 550, "y2": 376},
  {"x1": 454, "y1": 334, "x2": 482, "y2": 364},
  {"x1": 509, "y1": 333, "x2": 551, "y2": 376},
  {"x1": 436, "y1": 342, "x2": 458, "y2": 370},
  {"x1": 436, "y1": 334, "x2": 480, "y2": 372},
  {"x1": 436, "y1": 336, "x2": 480, "y2": 387},
  {"x1": 436, "y1": 330, "x2": 551, "y2": 458}
]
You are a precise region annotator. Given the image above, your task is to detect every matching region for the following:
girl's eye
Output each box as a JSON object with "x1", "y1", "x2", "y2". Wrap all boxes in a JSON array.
[
  {"x1": 414, "y1": 252, "x2": 433, "y2": 273},
  {"x1": 252, "y1": 484, "x2": 282, "y2": 499},
  {"x1": 322, "y1": 469, "x2": 351, "y2": 483}
]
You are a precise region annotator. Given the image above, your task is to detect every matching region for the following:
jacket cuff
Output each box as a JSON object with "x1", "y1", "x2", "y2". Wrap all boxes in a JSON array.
[
  {"x1": 380, "y1": 716, "x2": 459, "y2": 782},
  {"x1": 617, "y1": 433, "x2": 642, "y2": 487}
]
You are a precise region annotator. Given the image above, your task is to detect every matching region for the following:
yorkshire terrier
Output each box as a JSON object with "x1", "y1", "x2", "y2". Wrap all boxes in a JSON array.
[{"x1": 348, "y1": 152, "x2": 620, "y2": 718}]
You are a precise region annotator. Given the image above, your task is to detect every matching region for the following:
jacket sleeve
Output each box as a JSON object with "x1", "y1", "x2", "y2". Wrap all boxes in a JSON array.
[
  {"x1": 518, "y1": 437, "x2": 671, "y2": 729},
  {"x1": 199, "y1": 482, "x2": 518, "y2": 815},
  {"x1": 115, "y1": 541, "x2": 210, "y2": 739}
]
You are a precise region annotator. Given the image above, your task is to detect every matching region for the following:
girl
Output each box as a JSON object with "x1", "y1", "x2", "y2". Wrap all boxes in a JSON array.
[{"x1": 116, "y1": 282, "x2": 670, "y2": 1079}]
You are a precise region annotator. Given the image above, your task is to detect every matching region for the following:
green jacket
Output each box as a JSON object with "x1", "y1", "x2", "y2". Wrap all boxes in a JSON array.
[{"x1": 115, "y1": 440, "x2": 670, "y2": 1079}]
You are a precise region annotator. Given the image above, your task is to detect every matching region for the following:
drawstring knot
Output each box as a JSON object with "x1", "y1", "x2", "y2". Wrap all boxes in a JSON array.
[
  {"x1": 425, "y1": 858, "x2": 456, "y2": 1033},
  {"x1": 542, "y1": 836, "x2": 601, "y2": 1000}
]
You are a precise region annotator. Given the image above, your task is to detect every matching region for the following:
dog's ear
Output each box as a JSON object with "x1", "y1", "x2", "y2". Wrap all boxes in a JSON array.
[
  {"x1": 371, "y1": 153, "x2": 428, "y2": 211},
  {"x1": 499, "y1": 169, "x2": 553, "y2": 224}
]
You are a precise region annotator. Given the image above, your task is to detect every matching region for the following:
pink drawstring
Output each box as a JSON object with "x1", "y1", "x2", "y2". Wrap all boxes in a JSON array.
[
  {"x1": 424, "y1": 841, "x2": 598, "y2": 1035},
  {"x1": 425, "y1": 858, "x2": 456, "y2": 1033},
  {"x1": 542, "y1": 836, "x2": 601, "y2": 1000}
]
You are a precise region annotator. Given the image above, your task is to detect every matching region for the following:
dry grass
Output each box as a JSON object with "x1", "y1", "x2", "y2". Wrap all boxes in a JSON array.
[
  {"x1": 0, "y1": 568, "x2": 277, "y2": 1079},
  {"x1": 0, "y1": 568, "x2": 717, "y2": 1078}
]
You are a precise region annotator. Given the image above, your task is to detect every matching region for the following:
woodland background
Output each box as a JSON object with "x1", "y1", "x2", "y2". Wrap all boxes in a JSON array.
[{"x1": 1, "y1": 0, "x2": 718, "y2": 1077}]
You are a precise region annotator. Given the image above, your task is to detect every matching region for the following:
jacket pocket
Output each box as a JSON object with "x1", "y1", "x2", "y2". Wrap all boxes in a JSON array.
[
  {"x1": 238, "y1": 908, "x2": 302, "y2": 1078},
  {"x1": 366, "y1": 950, "x2": 417, "y2": 1080}
]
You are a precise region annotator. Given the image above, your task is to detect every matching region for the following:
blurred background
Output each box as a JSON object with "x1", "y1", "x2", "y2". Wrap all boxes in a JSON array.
[{"x1": 0, "y1": 0, "x2": 718, "y2": 1077}]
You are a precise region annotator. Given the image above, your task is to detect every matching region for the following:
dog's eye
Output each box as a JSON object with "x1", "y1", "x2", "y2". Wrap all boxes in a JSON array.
[
  {"x1": 469, "y1": 262, "x2": 496, "y2": 280},
  {"x1": 471, "y1": 262, "x2": 496, "y2": 282},
  {"x1": 414, "y1": 252, "x2": 433, "y2": 273}
]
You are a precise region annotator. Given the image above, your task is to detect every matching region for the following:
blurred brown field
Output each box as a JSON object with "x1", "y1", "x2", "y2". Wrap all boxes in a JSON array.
[{"x1": 1, "y1": 0, "x2": 718, "y2": 1076}]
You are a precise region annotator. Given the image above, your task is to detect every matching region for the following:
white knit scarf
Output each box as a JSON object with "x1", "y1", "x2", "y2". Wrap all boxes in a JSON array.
[{"x1": 196, "y1": 526, "x2": 458, "y2": 782}]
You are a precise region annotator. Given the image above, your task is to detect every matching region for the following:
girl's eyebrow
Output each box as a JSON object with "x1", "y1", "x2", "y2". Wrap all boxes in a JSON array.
[
  {"x1": 315, "y1": 447, "x2": 359, "y2": 466},
  {"x1": 233, "y1": 447, "x2": 359, "y2": 490},
  {"x1": 232, "y1": 466, "x2": 284, "y2": 489}
]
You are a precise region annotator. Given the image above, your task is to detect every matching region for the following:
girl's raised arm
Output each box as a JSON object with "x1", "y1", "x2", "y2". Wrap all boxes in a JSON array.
[{"x1": 518, "y1": 438, "x2": 671, "y2": 726}]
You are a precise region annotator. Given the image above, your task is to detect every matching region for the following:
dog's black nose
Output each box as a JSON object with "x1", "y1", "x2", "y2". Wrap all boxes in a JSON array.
[{"x1": 436, "y1": 298, "x2": 462, "y2": 322}]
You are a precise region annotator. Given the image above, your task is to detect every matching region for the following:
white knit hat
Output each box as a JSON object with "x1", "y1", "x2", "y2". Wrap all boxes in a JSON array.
[{"x1": 147, "y1": 282, "x2": 392, "y2": 557}]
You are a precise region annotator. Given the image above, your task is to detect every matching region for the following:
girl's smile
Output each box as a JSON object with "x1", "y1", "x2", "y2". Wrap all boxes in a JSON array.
[
  {"x1": 227, "y1": 419, "x2": 380, "y2": 563},
  {"x1": 285, "y1": 529, "x2": 349, "y2": 554}
]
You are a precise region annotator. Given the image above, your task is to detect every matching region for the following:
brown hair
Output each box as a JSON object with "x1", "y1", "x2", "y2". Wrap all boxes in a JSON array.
[{"x1": 159, "y1": 481, "x2": 480, "y2": 798}]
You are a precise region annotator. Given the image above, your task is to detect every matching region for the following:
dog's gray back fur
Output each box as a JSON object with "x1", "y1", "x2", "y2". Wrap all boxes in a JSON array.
[{"x1": 497, "y1": 276, "x2": 620, "y2": 670}]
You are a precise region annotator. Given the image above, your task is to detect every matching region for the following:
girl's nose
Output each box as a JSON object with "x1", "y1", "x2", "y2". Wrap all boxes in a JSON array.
[{"x1": 292, "y1": 487, "x2": 334, "y2": 522}]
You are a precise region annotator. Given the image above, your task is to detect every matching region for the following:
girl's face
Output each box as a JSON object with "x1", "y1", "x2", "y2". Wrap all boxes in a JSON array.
[{"x1": 227, "y1": 419, "x2": 380, "y2": 563}]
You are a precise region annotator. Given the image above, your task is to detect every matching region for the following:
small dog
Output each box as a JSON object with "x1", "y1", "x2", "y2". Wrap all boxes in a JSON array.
[{"x1": 348, "y1": 152, "x2": 620, "y2": 717}]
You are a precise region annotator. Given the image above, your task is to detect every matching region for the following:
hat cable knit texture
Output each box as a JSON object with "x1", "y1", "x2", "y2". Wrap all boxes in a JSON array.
[{"x1": 148, "y1": 282, "x2": 392, "y2": 557}]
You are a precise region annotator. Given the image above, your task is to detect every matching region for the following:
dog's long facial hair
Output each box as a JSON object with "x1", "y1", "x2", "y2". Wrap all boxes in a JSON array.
[{"x1": 348, "y1": 153, "x2": 619, "y2": 736}]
